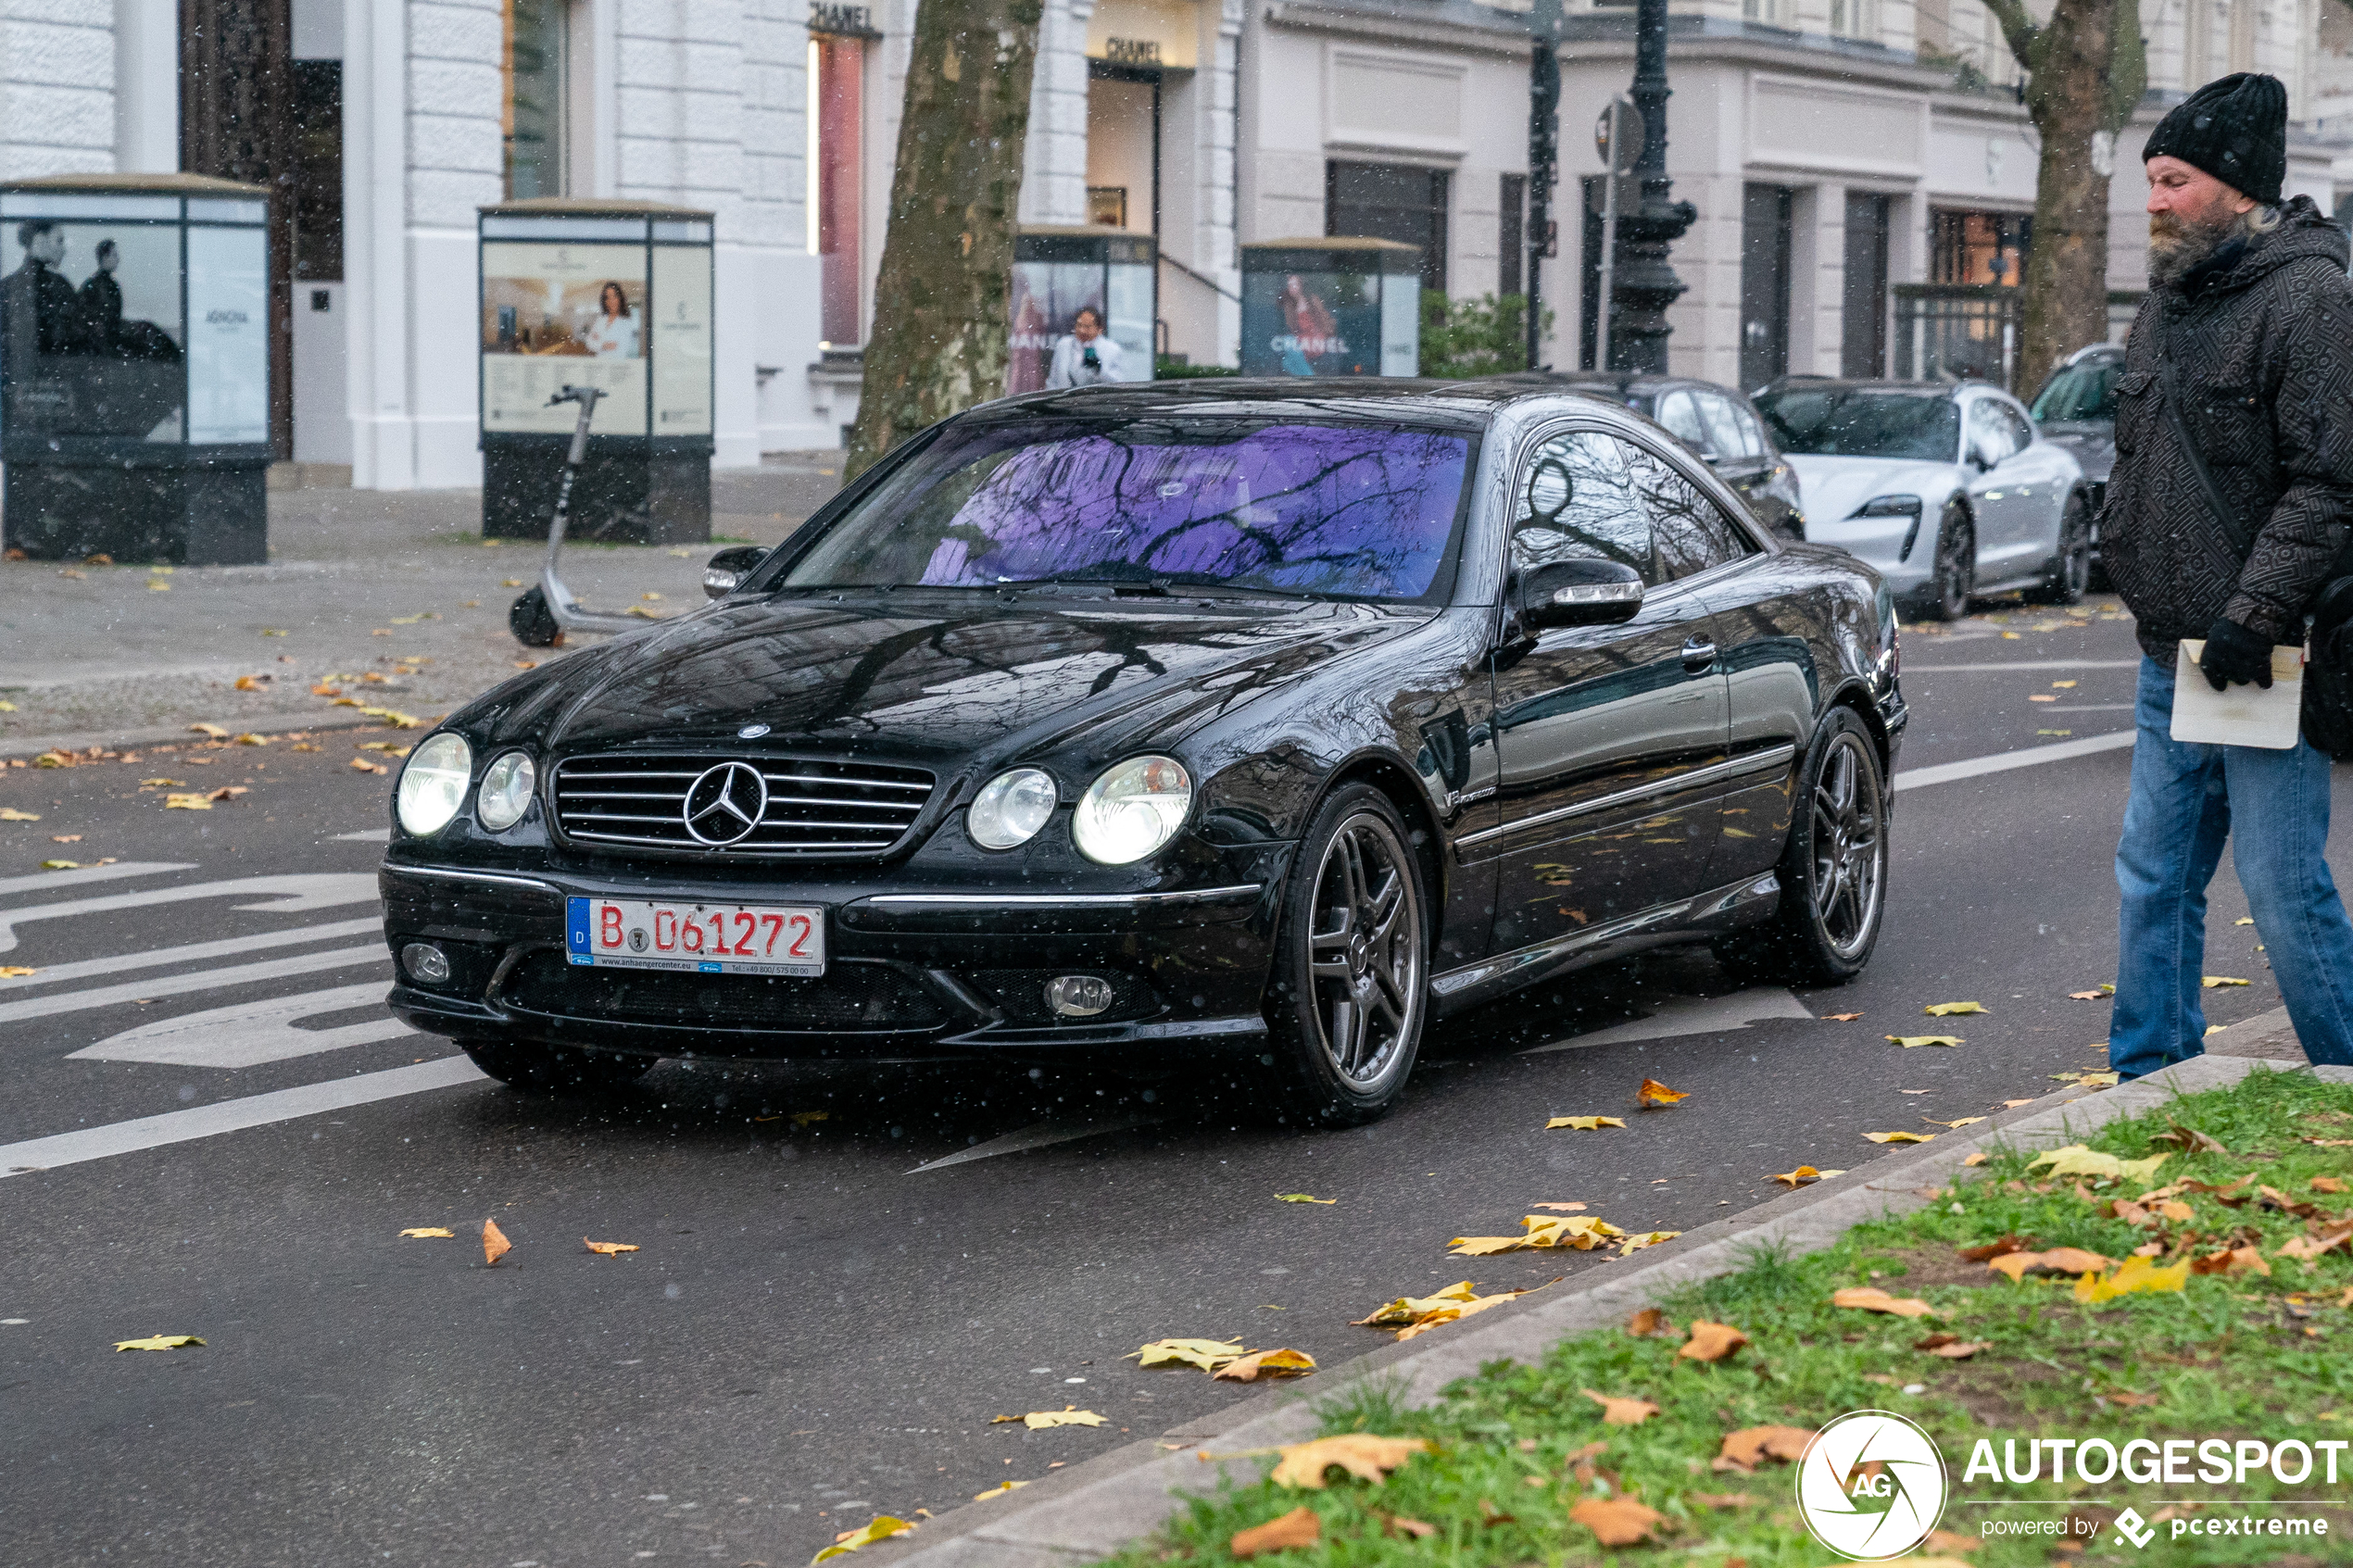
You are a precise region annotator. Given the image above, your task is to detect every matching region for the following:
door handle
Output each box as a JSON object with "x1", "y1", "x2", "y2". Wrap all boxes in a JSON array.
[{"x1": 1681, "y1": 637, "x2": 1718, "y2": 671}]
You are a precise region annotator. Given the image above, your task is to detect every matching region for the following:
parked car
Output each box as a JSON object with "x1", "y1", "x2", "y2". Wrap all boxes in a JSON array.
[
  {"x1": 1754, "y1": 377, "x2": 2092, "y2": 621},
  {"x1": 2029, "y1": 343, "x2": 2122, "y2": 583},
  {"x1": 1488, "y1": 370, "x2": 1807, "y2": 539},
  {"x1": 380, "y1": 379, "x2": 1906, "y2": 1126}
]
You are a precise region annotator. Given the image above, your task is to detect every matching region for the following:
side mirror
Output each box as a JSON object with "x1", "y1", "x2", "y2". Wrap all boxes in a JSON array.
[
  {"x1": 703, "y1": 546, "x2": 769, "y2": 600},
  {"x1": 1520, "y1": 558, "x2": 1644, "y2": 630}
]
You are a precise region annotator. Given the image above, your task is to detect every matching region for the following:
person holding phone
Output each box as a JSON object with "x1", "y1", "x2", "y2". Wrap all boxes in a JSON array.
[{"x1": 1046, "y1": 306, "x2": 1122, "y2": 388}]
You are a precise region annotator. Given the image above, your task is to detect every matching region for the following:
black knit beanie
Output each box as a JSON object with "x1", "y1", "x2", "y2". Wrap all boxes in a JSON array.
[{"x1": 2143, "y1": 73, "x2": 2288, "y2": 206}]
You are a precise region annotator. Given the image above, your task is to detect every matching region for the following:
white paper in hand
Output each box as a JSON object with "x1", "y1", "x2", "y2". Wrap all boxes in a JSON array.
[{"x1": 2171, "y1": 638, "x2": 2304, "y2": 749}]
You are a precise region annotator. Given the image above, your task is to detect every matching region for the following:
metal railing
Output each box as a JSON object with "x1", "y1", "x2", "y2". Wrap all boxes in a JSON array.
[{"x1": 1892, "y1": 283, "x2": 2020, "y2": 389}]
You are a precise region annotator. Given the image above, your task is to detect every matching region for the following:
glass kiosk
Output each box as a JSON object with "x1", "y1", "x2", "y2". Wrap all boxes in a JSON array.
[
  {"x1": 477, "y1": 199, "x2": 714, "y2": 543},
  {"x1": 1239, "y1": 238, "x2": 1420, "y2": 378},
  {"x1": 0, "y1": 173, "x2": 271, "y2": 564},
  {"x1": 1007, "y1": 227, "x2": 1155, "y2": 393}
]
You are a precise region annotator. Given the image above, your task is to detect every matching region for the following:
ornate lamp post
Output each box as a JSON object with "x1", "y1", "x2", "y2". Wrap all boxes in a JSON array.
[
  {"x1": 1606, "y1": 0, "x2": 1694, "y2": 372},
  {"x1": 1524, "y1": 0, "x2": 1564, "y2": 372}
]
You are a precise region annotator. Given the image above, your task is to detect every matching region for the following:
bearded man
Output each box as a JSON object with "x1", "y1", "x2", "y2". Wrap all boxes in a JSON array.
[{"x1": 2101, "y1": 72, "x2": 2353, "y2": 1079}]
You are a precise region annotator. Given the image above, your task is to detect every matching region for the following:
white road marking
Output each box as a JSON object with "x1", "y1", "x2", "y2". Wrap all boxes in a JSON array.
[
  {"x1": 0, "y1": 947, "x2": 386, "y2": 1028},
  {"x1": 2039, "y1": 703, "x2": 2135, "y2": 712},
  {"x1": 70, "y1": 983, "x2": 415, "y2": 1067},
  {"x1": 0, "y1": 1057, "x2": 486, "y2": 1178},
  {"x1": 1903, "y1": 659, "x2": 2144, "y2": 672},
  {"x1": 1894, "y1": 730, "x2": 2135, "y2": 792},
  {"x1": 0, "y1": 862, "x2": 195, "y2": 898},
  {"x1": 0, "y1": 872, "x2": 378, "y2": 955},
  {"x1": 1521, "y1": 986, "x2": 1816, "y2": 1055},
  {"x1": 906, "y1": 1115, "x2": 1156, "y2": 1174},
  {"x1": 0, "y1": 916, "x2": 384, "y2": 994},
  {"x1": 333, "y1": 828, "x2": 391, "y2": 843}
]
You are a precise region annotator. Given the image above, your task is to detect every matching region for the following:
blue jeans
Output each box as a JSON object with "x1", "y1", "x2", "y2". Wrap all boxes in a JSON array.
[{"x1": 2112, "y1": 654, "x2": 2353, "y2": 1078}]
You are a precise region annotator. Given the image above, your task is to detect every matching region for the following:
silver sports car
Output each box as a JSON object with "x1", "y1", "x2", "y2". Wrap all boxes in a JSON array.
[{"x1": 1755, "y1": 379, "x2": 2091, "y2": 621}]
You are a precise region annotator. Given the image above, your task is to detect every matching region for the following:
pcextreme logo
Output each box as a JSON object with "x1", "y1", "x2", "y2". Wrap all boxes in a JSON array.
[{"x1": 1794, "y1": 1411, "x2": 1950, "y2": 1561}]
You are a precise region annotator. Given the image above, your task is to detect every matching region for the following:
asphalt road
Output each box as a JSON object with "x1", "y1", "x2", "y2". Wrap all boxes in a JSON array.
[{"x1": 0, "y1": 595, "x2": 2322, "y2": 1568}]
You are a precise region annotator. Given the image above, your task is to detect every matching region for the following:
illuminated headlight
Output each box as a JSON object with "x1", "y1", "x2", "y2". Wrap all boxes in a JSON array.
[
  {"x1": 475, "y1": 750, "x2": 536, "y2": 832},
  {"x1": 396, "y1": 733, "x2": 473, "y2": 837},
  {"x1": 1851, "y1": 494, "x2": 1923, "y2": 519},
  {"x1": 968, "y1": 767, "x2": 1057, "y2": 850},
  {"x1": 1073, "y1": 756, "x2": 1191, "y2": 865}
]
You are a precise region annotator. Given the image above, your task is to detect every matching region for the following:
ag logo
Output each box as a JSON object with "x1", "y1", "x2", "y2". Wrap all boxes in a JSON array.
[
  {"x1": 1794, "y1": 1411, "x2": 1948, "y2": 1561},
  {"x1": 2113, "y1": 1507, "x2": 2156, "y2": 1549}
]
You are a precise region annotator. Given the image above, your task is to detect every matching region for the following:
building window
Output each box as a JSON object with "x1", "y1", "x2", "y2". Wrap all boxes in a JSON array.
[
  {"x1": 1500, "y1": 172, "x2": 1527, "y2": 298},
  {"x1": 1931, "y1": 209, "x2": 2030, "y2": 287},
  {"x1": 1743, "y1": 0, "x2": 1792, "y2": 26},
  {"x1": 503, "y1": 0, "x2": 568, "y2": 198},
  {"x1": 1087, "y1": 63, "x2": 1161, "y2": 236},
  {"x1": 1842, "y1": 192, "x2": 1889, "y2": 377},
  {"x1": 1740, "y1": 183, "x2": 1793, "y2": 392},
  {"x1": 1327, "y1": 161, "x2": 1450, "y2": 294},
  {"x1": 809, "y1": 31, "x2": 866, "y2": 346},
  {"x1": 1830, "y1": 0, "x2": 1878, "y2": 37},
  {"x1": 292, "y1": 59, "x2": 342, "y2": 282}
]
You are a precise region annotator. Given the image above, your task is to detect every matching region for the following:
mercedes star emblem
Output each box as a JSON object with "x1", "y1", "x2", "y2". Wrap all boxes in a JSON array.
[
  {"x1": 737, "y1": 723, "x2": 771, "y2": 739},
  {"x1": 682, "y1": 761, "x2": 768, "y2": 847}
]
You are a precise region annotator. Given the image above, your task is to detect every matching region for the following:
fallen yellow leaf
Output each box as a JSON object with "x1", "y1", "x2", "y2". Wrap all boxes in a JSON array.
[
  {"x1": 398, "y1": 1227, "x2": 454, "y2": 1239},
  {"x1": 2276, "y1": 1221, "x2": 2353, "y2": 1262},
  {"x1": 349, "y1": 759, "x2": 387, "y2": 775},
  {"x1": 1567, "y1": 1496, "x2": 1664, "y2": 1546},
  {"x1": 162, "y1": 795, "x2": 213, "y2": 810},
  {"x1": 1214, "y1": 1348, "x2": 1315, "y2": 1382},
  {"x1": 1451, "y1": 1213, "x2": 1624, "y2": 1255},
  {"x1": 1962, "y1": 1151, "x2": 1991, "y2": 1167},
  {"x1": 1546, "y1": 1115, "x2": 1627, "y2": 1131},
  {"x1": 1923, "y1": 1117, "x2": 1988, "y2": 1129},
  {"x1": 1887, "y1": 1035, "x2": 1965, "y2": 1047},
  {"x1": 1268, "y1": 1434, "x2": 1429, "y2": 1489},
  {"x1": 2069, "y1": 989, "x2": 2106, "y2": 1000},
  {"x1": 1864, "y1": 1131, "x2": 1936, "y2": 1144},
  {"x1": 2203, "y1": 975, "x2": 2252, "y2": 988},
  {"x1": 973, "y1": 1480, "x2": 1030, "y2": 1502},
  {"x1": 38, "y1": 859, "x2": 78, "y2": 869},
  {"x1": 1714, "y1": 1424, "x2": 1812, "y2": 1472},
  {"x1": 1130, "y1": 1337, "x2": 1245, "y2": 1371},
  {"x1": 1831, "y1": 1286, "x2": 1936, "y2": 1318},
  {"x1": 812, "y1": 1515, "x2": 914, "y2": 1564},
  {"x1": 1822, "y1": 1011, "x2": 1864, "y2": 1022},
  {"x1": 991, "y1": 1406, "x2": 1107, "y2": 1430},
  {"x1": 0, "y1": 966, "x2": 38, "y2": 978},
  {"x1": 1925, "y1": 1002, "x2": 1987, "y2": 1016},
  {"x1": 1229, "y1": 1506, "x2": 1319, "y2": 1558},
  {"x1": 2027, "y1": 1146, "x2": 2168, "y2": 1183},
  {"x1": 502, "y1": 578, "x2": 525, "y2": 588},
  {"x1": 1625, "y1": 1307, "x2": 1675, "y2": 1337},
  {"x1": 1678, "y1": 1320, "x2": 1748, "y2": 1362},
  {"x1": 1618, "y1": 1230, "x2": 1680, "y2": 1256},
  {"x1": 1916, "y1": 1334, "x2": 1989, "y2": 1360},
  {"x1": 1581, "y1": 1388, "x2": 1659, "y2": 1425},
  {"x1": 114, "y1": 1335, "x2": 204, "y2": 1352},
  {"x1": 1767, "y1": 1165, "x2": 1846, "y2": 1187},
  {"x1": 2076, "y1": 1255, "x2": 2191, "y2": 1303},
  {"x1": 1635, "y1": 1077, "x2": 1688, "y2": 1107},
  {"x1": 0, "y1": 808, "x2": 39, "y2": 822},
  {"x1": 1530, "y1": 1200, "x2": 1589, "y2": 1211},
  {"x1": 1275, "y1": 1192, "x2": 1335, "y2": 1204},
  {"x1": 584, "y1": 1238, "x2": 639, "y2": 1256},
  {"x1": 482, "y1": 1218, "x2": 511, "y2": 1266},
  {"x1": 188, "y1": 722, "x2": 228, "y2": 737}
]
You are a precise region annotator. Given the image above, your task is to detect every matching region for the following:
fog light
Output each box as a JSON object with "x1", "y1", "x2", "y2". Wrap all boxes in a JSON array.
[
  {"x1": 1045, "y1": 974, "x2": 1114, "y2": 1018},
  {"x1": 402, "y1": 942, "x2": 451, "y2": 985}
]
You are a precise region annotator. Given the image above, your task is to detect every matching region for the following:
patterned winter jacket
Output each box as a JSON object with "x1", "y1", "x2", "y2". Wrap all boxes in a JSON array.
[{"x1": 2103, "y1": 195, "x2": 2353, "y2": 659}]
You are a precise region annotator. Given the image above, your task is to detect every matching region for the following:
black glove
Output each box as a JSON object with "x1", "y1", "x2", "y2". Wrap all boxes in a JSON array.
[{"x1": 2200, "y1": 616, "x2": 2273, "y2": 691}]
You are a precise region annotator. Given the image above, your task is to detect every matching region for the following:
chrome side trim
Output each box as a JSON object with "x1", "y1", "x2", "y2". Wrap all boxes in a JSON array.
[
  {"x1": 1455, "y1": 744, "x2": 1799, "y2": 849},
  {"x1": 382, "y1": 863, "x2": 564, "y2": 897},
  {"x1": 862, "y1": 884, "x2": 1264, "y2": 909}
]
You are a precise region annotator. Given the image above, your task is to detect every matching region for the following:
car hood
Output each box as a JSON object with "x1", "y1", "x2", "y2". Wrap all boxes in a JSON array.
[
  {"x1": 464, "y1": 594, "x2": 1425, "y2": 773},
  {"x1": 2037, "y1": 420, "x2": 2114, "y2": 482},
  {"x1": 1783, "y1": 454, "x2": 1959, "y2": 524}
]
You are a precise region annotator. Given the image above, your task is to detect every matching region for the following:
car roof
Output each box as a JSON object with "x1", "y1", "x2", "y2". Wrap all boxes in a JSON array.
[
  {"x1": 1763, "y1": 377, "x2": 2005, "y2": 400},
  {"x1": 977, "y1": 376, "x2": 1630, "y2": 431},
  {"x1": 1474, "y1": 370, "x2": 1730, "y2": 399}
]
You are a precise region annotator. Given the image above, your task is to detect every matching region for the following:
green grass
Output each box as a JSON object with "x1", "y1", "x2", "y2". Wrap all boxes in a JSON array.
[{"x1": 1103, "y1": 1068, "x2": 2353, "y2": 1566}]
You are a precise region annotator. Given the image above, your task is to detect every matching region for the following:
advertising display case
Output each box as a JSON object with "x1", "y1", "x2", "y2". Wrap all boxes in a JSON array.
[
  {"x1": 478, "y1": 199, "x2": 714, "y2": 544},
  {"x1": 1008, "y1": 227, "x2": 1155, "y2": 394},
  {"x1": 0, "y1": 173, "x2": 271, "y2": 564},
  {"x1": 1239, "y1": 238, "x2": 1420, "y2": 378}
]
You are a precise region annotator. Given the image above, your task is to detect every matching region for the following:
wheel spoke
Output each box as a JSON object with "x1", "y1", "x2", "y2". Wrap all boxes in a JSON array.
[
  {"x1": 1330, "y1": 997, "x2": 1363, "y2": 1072},
  {"x1": 1367, "y1": 965, "x2": 1407, "y2": 1030}
]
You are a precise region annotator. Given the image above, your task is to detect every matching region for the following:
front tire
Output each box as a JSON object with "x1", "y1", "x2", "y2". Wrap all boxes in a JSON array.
[
  {"x1": 2028, "y1": 490, "x2": 2092, "y2": 606},
  {"x1": 1261, "y1": 784, "x2": 1428, "y2": 1126},
  {"x1": 1713, "y1": 708, "x2": 1888, "y2": 987},
  {"x1": 1924, "y1": 503, "x2": 1974, "y2": 621},
  {"x1": 463, "y1": 1038, "x2": 652, "y2": 1095}
]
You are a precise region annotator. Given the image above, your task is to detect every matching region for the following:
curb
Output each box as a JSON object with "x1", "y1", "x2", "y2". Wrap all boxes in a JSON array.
[
  {"x1": 1, "y1": 710, "x2": 398, "y2": 762},
  {"x1": 864, "y1": 1050, "x2": 2334, "y2": 1568}
]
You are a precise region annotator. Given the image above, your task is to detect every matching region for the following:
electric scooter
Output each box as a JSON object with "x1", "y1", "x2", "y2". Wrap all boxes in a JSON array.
[{"x1": 508, "y1": 383, "x2": 650, "y2": 647}]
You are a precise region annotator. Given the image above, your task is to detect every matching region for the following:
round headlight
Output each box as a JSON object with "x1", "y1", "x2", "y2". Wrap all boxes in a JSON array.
[
  {"x1": 475, "y1": 750, "x2": 536, "y2": 832},
  {"x1": 1073, "y1": 756, "x2": 1191, "y2": 865},
  {"x1": 395, "y1": 733, "x2": 473, "y2": 837},
  {"x1": 969, "y1": 767, "x2": 1058, "y2": 850}
]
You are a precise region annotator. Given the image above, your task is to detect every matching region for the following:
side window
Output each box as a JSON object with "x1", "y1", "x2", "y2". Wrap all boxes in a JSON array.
[
  {"x1": 1512, "y1": 430, "x2": 1663, "y2": 585},
  {"x1": 1965, "y1": 397, "x2": 2014, "y2": 463},
  {"x1": 1695, "y1": 394, "x2": 1752, "y2": 461},
  {"x1": 1655, "y1": 391, "x2": 1709, "y2": 454},
  {"x1": 1997, "y1": 402, "x2": 2033, "y2": 455},
  {"x1": 1625, "y1": 444, "x2": 1758, "y2": 579}
]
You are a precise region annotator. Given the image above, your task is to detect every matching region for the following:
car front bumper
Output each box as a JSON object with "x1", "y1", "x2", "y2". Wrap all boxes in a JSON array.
[{"x1": 378, "y1": 852, "x2": 1292, "y2": 1061}]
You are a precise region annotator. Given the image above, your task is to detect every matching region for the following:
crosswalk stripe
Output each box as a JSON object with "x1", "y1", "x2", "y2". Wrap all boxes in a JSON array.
[
  {"x1": 0, "y1": 916, "x2": 384, "y2": 994},
  {"x1": 0, "y1": 947, "x2": 386, "y2": 1029},
  {"x1": 0, "y1": 1057, "x2": 487, "y2": 1179},
  {"x1": 70, "y1": 983, "x2": 417, "y2": 1067}
]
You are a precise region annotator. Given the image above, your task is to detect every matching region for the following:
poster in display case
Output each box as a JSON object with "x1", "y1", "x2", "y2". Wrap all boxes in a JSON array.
[
  {"x1": 1239, "y1": 238, "x2": 1420, "y2": 378},
  {"x1": 0, "y1": 172, "x2": 274, "y2": 564},
  {"x1": 476, "y1": 199, "x2": 714, "y2": 544},
  {"x1": 1007, "y1": 228, "x2": 1155, "y2": 395}
]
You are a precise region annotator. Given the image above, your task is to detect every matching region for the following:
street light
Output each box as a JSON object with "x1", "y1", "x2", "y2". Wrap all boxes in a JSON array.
[
  {"x1": 1524, "y1": 0, "x2": 1564, "y2": 373},
  {"x1": 1607, "y1": 0, "x2": 1696, "y2": 372}
]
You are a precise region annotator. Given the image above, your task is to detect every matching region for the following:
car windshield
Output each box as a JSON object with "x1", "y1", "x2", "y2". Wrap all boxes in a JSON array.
[
  {"x1": 1754, "y1": 388, "x2": 1961, "y2": 462},
  {"x1": 2031, "y1": 360, "x2": 2120, "y2": 423},
  {"x1": 780, "y1": 418, "x2": 1476, "y2": 601}
]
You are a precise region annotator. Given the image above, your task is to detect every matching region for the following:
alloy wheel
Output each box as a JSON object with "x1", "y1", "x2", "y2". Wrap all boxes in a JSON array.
[
  {"x1": 1304, "y1": 811, "x2": 1424, "y2": 1086},
  {"x1": 1809, "y1": 732, "x2": 1885, "y2": 960}
]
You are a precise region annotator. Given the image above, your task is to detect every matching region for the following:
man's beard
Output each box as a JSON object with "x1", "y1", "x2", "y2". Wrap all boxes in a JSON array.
[{"x1": 2148, "y1": 203, "x2": 2245, "y2": 287}]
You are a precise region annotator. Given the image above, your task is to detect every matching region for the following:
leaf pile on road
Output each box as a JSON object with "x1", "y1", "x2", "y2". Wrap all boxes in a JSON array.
[{"x1": 1096, "y1": 1066, "x2": 2353, "y2": 1568}]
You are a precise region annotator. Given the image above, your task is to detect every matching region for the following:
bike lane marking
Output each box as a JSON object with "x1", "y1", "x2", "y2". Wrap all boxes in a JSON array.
[{"x1": 70, "y1": 983, "x2": 418, "y2": 1068}]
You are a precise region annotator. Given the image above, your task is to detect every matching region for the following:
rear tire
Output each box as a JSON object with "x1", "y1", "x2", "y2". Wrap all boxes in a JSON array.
[
  {"x1": 1924, "y1": 503, "x2": 1974, "y2": 621},
  {"x1": 510, "y1": 587, "x2": 565, "y2": 648},
  {"x1": 1259, "y1": 784, "x2": 1428, "y2": 1126},
  {"x1": 1712, "y1": 708, "x2": 1888, "y2": 988},
  {"x1": 2027, "y1": 490, "x2": 2092, "y2": 606},
  {"x1": 463, "y1": 1038, "x2": 652, "y2": 1095}
]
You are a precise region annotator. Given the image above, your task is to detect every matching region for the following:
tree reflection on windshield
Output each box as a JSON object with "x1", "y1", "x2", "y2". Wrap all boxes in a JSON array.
[
  {"x1": 1755, "y1": 389, "x2": 1962, "y2": 462},
  {"x1": 785, "y1": 420, "x2": 1475, "y2": 601}
]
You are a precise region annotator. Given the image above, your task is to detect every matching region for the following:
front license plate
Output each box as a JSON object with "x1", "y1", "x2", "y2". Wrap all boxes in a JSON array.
[{"x1": 566, "y1": 897, "x2": 825, "y2": 977}]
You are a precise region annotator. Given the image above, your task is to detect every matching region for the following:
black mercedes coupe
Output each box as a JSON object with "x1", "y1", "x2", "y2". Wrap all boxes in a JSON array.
[{"x1": 381, "y1": 380, "x2": 1906, "y2": 1124}]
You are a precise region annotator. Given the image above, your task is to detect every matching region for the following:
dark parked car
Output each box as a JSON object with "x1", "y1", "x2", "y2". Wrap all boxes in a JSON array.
[
  {"x1": 1488, "y1": 371, "x2": 1808, "y2": 539},
  {"x1": 380, "y1": 380, "x2": 1906, "y2": 1125},
  {"x1": 2029, "y1": 342, "x2": 2121, "y2": 579}
]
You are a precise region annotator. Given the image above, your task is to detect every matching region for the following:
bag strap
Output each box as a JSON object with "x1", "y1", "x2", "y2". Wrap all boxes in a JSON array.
[{"x1": 2154, "y1": 309, "x2": 2259, "y2": 560}]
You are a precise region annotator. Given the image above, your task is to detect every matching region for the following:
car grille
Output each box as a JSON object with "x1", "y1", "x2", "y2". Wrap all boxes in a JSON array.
[
  {"x1": 552, "y1": 753, "x2": 936, "y2": 858},
  {"x1": 500, "y1": 952, "x2": 950, "y2": 1032}
]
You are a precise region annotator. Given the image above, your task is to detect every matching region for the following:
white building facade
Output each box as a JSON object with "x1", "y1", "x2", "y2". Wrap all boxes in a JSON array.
[{"x1": 10, "y1": 0, "x2": 2350, "y2": 495}]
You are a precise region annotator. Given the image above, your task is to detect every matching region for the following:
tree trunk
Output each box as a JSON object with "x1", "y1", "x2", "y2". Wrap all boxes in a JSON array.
[{"x1": 846, "y1": 0, "x2": 1045, "y2": 480}]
